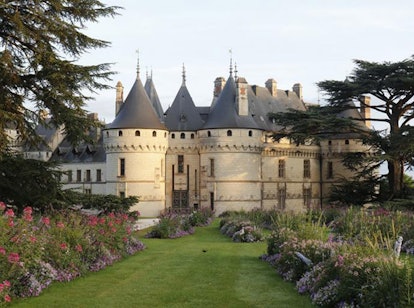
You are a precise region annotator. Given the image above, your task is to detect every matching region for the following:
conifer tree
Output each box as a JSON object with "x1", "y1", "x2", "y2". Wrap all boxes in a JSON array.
[{"x1": 0, "y1": 0, "x2": 120, "y2": 152}]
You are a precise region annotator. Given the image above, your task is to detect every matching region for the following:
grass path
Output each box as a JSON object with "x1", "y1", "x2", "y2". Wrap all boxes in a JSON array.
[{"x1": 13, "y1": 220, "x2": 313, "y2": 308}]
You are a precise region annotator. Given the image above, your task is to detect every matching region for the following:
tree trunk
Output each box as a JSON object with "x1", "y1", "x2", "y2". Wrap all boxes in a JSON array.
[{"x1": 387, "y1": 159, "x2": 404, "y2": 199}]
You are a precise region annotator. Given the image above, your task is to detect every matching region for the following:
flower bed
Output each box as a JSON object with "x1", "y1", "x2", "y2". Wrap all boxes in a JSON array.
[
  {"x1": 0, "y1": 202, "x2": 145, "y2": 304},
  {"x1": 219, "y1": 218, "x2": 263, "y2": 242}
]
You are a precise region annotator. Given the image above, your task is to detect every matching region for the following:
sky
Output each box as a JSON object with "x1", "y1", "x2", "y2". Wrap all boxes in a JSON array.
[{"x1": 81, "y1": 0, "x2": 414, "y2": 124}]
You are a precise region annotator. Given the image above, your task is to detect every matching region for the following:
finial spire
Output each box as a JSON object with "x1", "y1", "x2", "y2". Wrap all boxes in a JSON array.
[
  {"x1": 234, "y1": 62, "x2": 238, "y2": 79},
  {"x1": 136, "y1": 49, "x2": 140, "y2": 79},
  {"x1": 182, "y1": 63, "x2": 186, "y2": 86},
  {"x1": 229, "y1": 49, "x2": 233, "y2": 77}
]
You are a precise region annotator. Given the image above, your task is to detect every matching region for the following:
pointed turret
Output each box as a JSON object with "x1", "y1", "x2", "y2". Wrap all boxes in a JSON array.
[
  {"x1": 144, "y1": 73, "x2": 164, "y2": 121},
  {"x1": 164, "y1": 64, "x2": 203, "y2": 131}
]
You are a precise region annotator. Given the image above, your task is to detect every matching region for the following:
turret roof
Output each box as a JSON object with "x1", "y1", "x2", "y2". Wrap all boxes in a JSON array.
[
  {"x1": 107, "y1": 76, "x2": 166, "y2": 130},
  {"x1": 144, "y1": 77, "x2": 164, "y2": 121}
]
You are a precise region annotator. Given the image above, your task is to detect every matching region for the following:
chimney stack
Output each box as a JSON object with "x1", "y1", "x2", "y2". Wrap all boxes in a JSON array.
[
  {"x1": 265, "y1": 79, "x2": 277, "y2": 97},
  {"x1": 292, "y1": 83, "x2": 303, "y2": 100},
  {"x1": 115, "y1": 81, "x2": 124, "y2": 116},
  {"x1": 213, "y1": 77, "x2": 226, "y2": 98},
  {"x1": 359, "y1": 95, "x2": 371, "y2": 128},
  {"x1": 236, "y1": 77, "x2": 248, "y2": 116}
]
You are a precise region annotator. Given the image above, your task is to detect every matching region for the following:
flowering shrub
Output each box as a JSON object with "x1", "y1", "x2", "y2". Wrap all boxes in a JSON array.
[
  {"x1": 219, "y1": 219, "x2": 263, "y2": 242},
  {"x1": 0, "y1": 202, "x2": 145, "y2": 304},
  {"x1": 188, "y1": 207, "x2": 214, "y2": 227}
]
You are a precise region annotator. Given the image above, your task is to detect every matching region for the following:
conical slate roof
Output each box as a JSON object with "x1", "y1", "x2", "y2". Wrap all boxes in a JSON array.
[
  {"x1": 144, "y1": 77, "x2": 164, "y2": 121},
  {"x1": 203, "y1": 75, "x2": 260, "y2": 129},
  {"x1": 164, "y1": 81, "x2": 204, "y2": 131},
  {"x1": 108, "y1": 76, "x2": 166, "y2": 130}
]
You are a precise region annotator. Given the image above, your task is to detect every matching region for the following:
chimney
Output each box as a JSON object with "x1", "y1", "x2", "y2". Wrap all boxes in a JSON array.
[
  {"x1": 236, "y1": 77, "x2": 248, "y2": 116},
  {"x1": 292, "y1": 83, "x2": 303, "y2": 100},
  {"x1": 359, "y1": 95, "x2": 371, "y2": 128},
  {"x1": 265, "y1": 79, "x2": 277, "y2": 97},
  {"x1": 115, "y1": 81, "x2": 124, "y2": 116},
  {"x1": 213, "y1": 77, "x2": 226, "y2": 98}
]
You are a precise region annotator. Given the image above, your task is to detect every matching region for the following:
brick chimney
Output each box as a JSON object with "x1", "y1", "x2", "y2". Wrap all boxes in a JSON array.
[
  {"x1": 213, "y1": 77, "x2": 226, "y2": 98},
  {"x1": 265, "y1": 79, "x2": 277, "y2": 97},
  {"x1": 359, "y1": 95, "x2": 371, "y2": 128},
  {"x1": 115, "y1": 81, "x2": 124, "y2": 116},
  {"x1": 236, "y1": 77, "x2": 248, "y2": 116}
]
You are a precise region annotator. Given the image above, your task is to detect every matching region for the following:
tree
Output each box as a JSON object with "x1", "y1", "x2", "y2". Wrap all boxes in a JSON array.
[
  {"x1": 270, "y1": 56, "x2": 414, "y2": 200},
  {"x1": 0, "y1": 1, "x2": 120, "y2": 153}
]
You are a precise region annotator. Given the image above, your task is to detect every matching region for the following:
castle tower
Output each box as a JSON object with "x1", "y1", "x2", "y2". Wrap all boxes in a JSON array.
[
  {"x1": 199, "y1": 64, "x2": 263, "y2": 215},
  {"x1": 103, "y1": 62, "x2": 168, "y2": 217},
  {"x1": 164, "y1": 65, "x2": 204, "y2": 210}
]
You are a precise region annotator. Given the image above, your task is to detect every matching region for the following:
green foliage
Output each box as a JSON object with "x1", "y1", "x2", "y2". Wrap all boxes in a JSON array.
[
  {"x1": 0, "y1": 154, "x2": 63, "y2": 212},
  {"x1": 0, "y1": 1, "x2": 121, "y2": 152},
  {"x1": 61, "y1": 190, "x2": 138, "y2": 213}
]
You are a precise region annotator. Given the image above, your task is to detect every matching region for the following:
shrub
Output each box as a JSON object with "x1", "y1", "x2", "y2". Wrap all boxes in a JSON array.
[
  {"x1": 145, "y1": 213, "x2": 194, "y2": 239},
  {"x1": 219, "y1": 219, "x2": 263, "y2": 242}
]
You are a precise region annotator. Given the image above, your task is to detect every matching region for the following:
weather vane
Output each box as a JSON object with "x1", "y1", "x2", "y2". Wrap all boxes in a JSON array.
[{"x1": 136, "y1": 49, "x2": 140, "y2": 78}]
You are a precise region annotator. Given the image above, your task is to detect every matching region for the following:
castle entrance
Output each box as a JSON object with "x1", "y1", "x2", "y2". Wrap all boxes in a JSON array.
[{"x1": 173, "y1": 190, "x2": 188, "y2": 209}]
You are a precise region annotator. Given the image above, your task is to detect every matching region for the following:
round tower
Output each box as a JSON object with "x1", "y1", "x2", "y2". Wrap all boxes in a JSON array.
[{"x1": 103, "y1": 67, "x2": 168, "y2": 217}]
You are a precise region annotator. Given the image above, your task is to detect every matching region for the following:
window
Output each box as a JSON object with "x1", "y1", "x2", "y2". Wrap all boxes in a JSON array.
[
  {"x1": 178, "y1": 155, "x2": 184, "y2": 173},
  {"x1": 84, "y1": 188, "x2": 92, "y2": 195},
  {"x1": 327, "y1": 162, "x2": 333, "y2": 179},
  {"x1": 135, "y1": 130, "x2": 140, "y2": 136},
  {"x1": 180, "y1": 133, "x2": 185, "y2": 139},
  {"x1": 278, "y1": 188, "x2": 286, "y2": 209},
  {"x1": 171, "y1": 133, "x2": 175, "y2": 139},
  {"x1": 86, "y1": 169, "x2": 91, "y2": 182},
  {"x1": 119, "y1": 191, "x2": 125, "y2": 198},
  {"x1": 96, "y1": 169, "x2": 102, "y2": 182},
  {"x1": 106, "y1": 131, "x2": 109, "y2": 137},
  {"x1": 119, "y1": 158, "x2": 125, "y2": 176},
  {"x1": 345, "y1": 139, "x2": 350, "y2": 145},
  {"x1": 328, "y1": 140, "x2": 332, "y2": 146},
  {"x1": 303, "y1": 188, "x2": 312, "y2": 207},
  {"x1": 152, "y1": 131, "x2": 157, "y2": 137},
  {"x1": 227, "y1": 130, "x2": 232, "y2": 136},
  {"x1": 303, "y1": 160, "x2": 311, "y2": 178},
  {"x1": 207, "y1": 131, "x2": 211, "y2": 137},
  {"x1": 278, "y1": 160, "x2": 285, "y2": 178},
  {"x1": 248, "y1": 130, "x2": 253, "y2": 137},
  {"x1": 210, "y1": 158, "x2": 215, "y2": 177},
  {"x1": 67, "y1": 170, "x2": 73, "y2": 183},
  {"x1": 191, "y1": 133, "x2": 195, "y2": 139},
  {"x1": 76, "y1": 170, "x2": 82, "y2": 182},
  {"x1": 118, "y1": 130, "x2": 123, "y2": 136}
]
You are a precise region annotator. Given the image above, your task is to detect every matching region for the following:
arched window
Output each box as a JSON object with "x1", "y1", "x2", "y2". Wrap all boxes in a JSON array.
[
  {"x1": 164, "y1": 132, "x2": 167, "y2": 138},
  {"x1": 180, "y1": 133, "x2": 185, "y2": 139},
  {"x1": 345, "y1": 139, "x2": 350, "y2": 145},
  {"x1": 227, "y1": 130, "x2": 232, "y2": 136},
  {"x1": 248, "y1": 130, "x2": 253, "y2": 137},
  {"x1": 106, "y1": 131, "x2": 109, "y2": 137},
  {"x1": 135, "y1": 130, "x2": 140, "y2": 136},
  {"x1": 171, "y1": 133, "x2": 175, "y2": 139},
  {"x1": 152, "y1": 131, "x2": 157, "y2": 137},
  {"x1": 191, "y1": 133, "x2": 195, "y2": 139},
  {"x1": 118, "y1": 130, "x2": 123, "y2": 137},
  {"x1": 207, "y1": 131, "x2": 211, "y2": 137}
]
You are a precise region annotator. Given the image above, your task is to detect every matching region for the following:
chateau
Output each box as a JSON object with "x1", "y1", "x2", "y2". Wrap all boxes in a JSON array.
[{"x1": 18, "y1": 62, "x2": 371, "y2": 217}]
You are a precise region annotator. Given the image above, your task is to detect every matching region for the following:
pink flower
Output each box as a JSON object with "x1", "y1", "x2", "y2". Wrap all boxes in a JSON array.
[
  {"x1": 7, "y1": 252, "x2": 20, "y2": 264},
  {"x1": 4, "y1": 294, "x2": 11, "y2": 302},
  {"x1": 75, "y1": 244, "x2": 83, "y2": 252},
  {"x1": 56, "y1": 221, "x2": 65, "y2": 228},
  {"x1": 8, "y1": 218, "x2": 14, "y2": 227},
  {"x1": 60, "y1": 243, "x2": 67, "y2": 250},
  {"x1": 29, "y1": 236, "x2": 37, "y2": 243},
  {"x1": 3, "y1": 280, "x2": 11, "y2": 287},
  {"x1": 5, "y1": 209, "x2": 14, "y2": 217},
  {"x1": 41, "y1": 217, "x2": 50, "y2": 226},
  {"x1": 0, "y1": 201, "x2": 6, "y2": 211},
  {"x1": 0, "y1": 284, "x2": 3, "y2": 292},
  {"x1": 23, "y1": 206, "x2": 33, "y2": 215},
  {"x1": 0, "y1": 247, "x2": 6, "y2": 255}
]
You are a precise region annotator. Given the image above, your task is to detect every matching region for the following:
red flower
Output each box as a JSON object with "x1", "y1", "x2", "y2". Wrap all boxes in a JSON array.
[
  {"x1": 23, "y1": 206, "x2": 33, "y2": 215},
  {"x1": 8, "y1": 218, "x2": 14, "y2": 227},
  {"x1": 7, "y1": 252, "x2": 20, "y2": 264},
  {"x1": 4, "y1": 294, "x2": 11, "y2": 302},
  {"x1": 41, "y1": 217, "x2": 50, "y2": 226},
  {"x1": 0, "y1": 247, "x2": 6, "y2": 255},
  {"x1": 0, "y1": 201, "x2": 6, "y2": 211},
  {"x1": 56, "y1": 221, "x2": 65, "y2": 228},
  {"x1": 29, "y1": 236, "x2": 37, "y2": 243},
  {"x1": 3, "y1": 280, "x2": 11, "y2": 288},
  {"x1": 75, "y1": 244, "x2": 83, "y2": 252},
  {"x1": 60, "y1": 243, "x2": 67, "y2": 250},
  {"x1": 5, "y1": 209, "x2": 14, "y2": 217}
]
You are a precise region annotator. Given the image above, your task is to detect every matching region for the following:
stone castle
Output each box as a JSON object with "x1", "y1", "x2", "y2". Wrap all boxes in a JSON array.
[{"x1": 18, "y1": 62, "x2": 371, "y2": 216}]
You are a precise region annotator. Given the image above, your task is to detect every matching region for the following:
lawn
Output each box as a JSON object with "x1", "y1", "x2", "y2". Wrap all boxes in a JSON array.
[{"x1": 12, "y1": 220, "x2": 313, "y2": 308}]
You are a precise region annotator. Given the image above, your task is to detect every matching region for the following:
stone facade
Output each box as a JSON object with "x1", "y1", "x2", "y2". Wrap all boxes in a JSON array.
[{"x1": 21, "y1": 65, "x2": 371, "y2": 217}]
